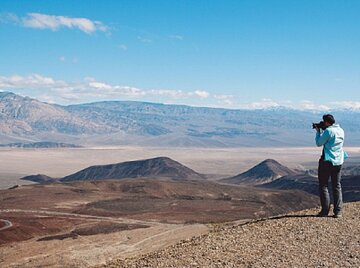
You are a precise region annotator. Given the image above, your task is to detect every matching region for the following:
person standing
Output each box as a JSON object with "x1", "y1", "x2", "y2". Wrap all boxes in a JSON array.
[{"x1": 314, "y1": 114, "x2": 345, "y2": 218}]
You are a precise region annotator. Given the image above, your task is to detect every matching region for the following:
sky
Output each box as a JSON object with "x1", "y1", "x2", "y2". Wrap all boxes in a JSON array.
[{"x1": 0, "y1": 0, "x2": 359, "y2": 110}]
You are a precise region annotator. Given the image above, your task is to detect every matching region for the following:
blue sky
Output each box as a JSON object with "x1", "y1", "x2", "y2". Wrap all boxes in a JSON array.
[{"x1": 0, "y1": 0, "x2": 359, "y2": 110}]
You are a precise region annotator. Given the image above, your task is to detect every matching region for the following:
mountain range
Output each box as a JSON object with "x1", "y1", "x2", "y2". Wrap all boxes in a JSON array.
[
  {"x1": 1, "y1": 91, "x2": 360, "y2": 147},
  {"x1": 0, "y1": 141, "x2": 81, "y2": 148}
]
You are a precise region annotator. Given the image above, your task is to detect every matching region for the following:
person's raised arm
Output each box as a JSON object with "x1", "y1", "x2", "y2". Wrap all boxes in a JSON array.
[{"x1": 315, "y1": 129, "x2": 330, "y2": 147}]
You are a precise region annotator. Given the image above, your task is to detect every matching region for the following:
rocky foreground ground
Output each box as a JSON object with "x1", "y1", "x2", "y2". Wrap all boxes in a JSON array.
[{"x1": 103, "y1": 202, "x2": 360, "y2": 268}]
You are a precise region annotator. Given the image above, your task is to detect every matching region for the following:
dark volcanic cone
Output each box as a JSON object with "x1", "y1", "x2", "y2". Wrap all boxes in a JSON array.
[
  {"x1": 60, "y1": 157, "x2": 206, "y2": 182},
  {"x1": 221, "y1": 159, "x2": 298, "y2": 185},
  {"x1": 21, "y1": 174, "x2": 57, "y2": 183}
]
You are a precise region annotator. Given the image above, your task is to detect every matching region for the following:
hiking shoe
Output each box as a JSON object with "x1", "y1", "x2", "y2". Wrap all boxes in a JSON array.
[
  {"x1": 316, "y1": 212, "x2": 328, "y2": 217},
  {"x1": 333, "y1": 213, "x2": 342, "y2": 218}
]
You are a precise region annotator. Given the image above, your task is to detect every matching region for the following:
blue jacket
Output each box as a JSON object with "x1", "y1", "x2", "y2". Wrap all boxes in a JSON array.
[{"x1": 315, "y1": 124, "x2": 346, "y2": 166}]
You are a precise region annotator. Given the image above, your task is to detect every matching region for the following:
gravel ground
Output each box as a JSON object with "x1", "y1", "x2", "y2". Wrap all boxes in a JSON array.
[{"x1": 104, "y1": 202, "x2": 360, "y2": 268}]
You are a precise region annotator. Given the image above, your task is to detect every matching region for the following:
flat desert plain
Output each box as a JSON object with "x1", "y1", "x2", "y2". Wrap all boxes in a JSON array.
[{"x1": 1, "y1": 146, "x2": 359, "y2": 189}]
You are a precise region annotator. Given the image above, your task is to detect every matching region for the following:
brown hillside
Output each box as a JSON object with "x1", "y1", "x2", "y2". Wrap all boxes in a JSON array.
[
  {"x1": 222, "y1": 159, "x2": 298, "y2": 185},
  {"x1": 60, "y1": 157, "x2": 206, "y2": 182},
  {"x1": 105, "y1": 201, "x2": 360, "y2": 268}
]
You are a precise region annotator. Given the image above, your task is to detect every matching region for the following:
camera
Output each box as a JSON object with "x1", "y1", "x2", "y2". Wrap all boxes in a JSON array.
[{"x1": 312, "y1": 121, "x2": 327, "y2": 130}]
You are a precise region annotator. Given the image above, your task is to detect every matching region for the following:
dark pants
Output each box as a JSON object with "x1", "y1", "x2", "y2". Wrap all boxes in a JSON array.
[{"x1": 318, "y1": 159, "x2": 343, "y2": 215}]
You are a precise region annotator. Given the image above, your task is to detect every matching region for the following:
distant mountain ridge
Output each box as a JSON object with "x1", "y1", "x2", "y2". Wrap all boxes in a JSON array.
[
  {"x1": 2, "y1": 91, "x2": 360, "y2": 147},
  {"x1": 221, "y1": 159, "x2": 298, "y2": 185},
  {"x1": 0, "y1": 142, "x2": 81, "y2": 148},
  {"x1": 0, "y1": 91, "x2": 103, "y2": 137},
  {"x1": 21, "y1": 157, "x2": 206, "y2": 183}
]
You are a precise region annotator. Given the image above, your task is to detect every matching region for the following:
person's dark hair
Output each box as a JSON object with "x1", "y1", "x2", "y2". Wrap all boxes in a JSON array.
[{"x1": 323, "y1": 114, "x2": 335, "y2": 125}]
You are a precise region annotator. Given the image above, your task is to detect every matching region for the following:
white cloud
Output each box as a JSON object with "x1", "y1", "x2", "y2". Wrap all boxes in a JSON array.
[
  {"x1": 2, "y1": 74, "x2": 358, "y2": 111},
  {"x1": 214, "y1": 95, "x2": 235, "y2": 106},
  {"x1": 169, "y1": 35, "x2": 184, "y2": 40},
  {"x1": 238, "y1": 98, "x2": 281, "y2": 109},
  {"x1": 0, "y1": 74, "x2": 66, "y2": 88},
  {"x1": 148, "y1": 89, "x2": 210, "y2": 99},
  {"x1": 59, "y1": 56, "x2": 66, "y2": 62},
  {"x1": 2, "y1": 13, "x2": 108, "y2": 34},
  {"x1": 88, "y1": 81, "x2": 112, "y2": 90},
  {"x1": 0, "y1": 74, "x2": 209, "y2": 103},
  {"x1": 330, "y1": 101, "x2": 360, "y2": 110},
  {"x1": 298, "y1": 100, "x2": 330, "y2": 111},
  {"x1": 149, "y1": 89, "x2": 185, "y2": 98},
  {"x1": 234, "y1": 99, "x2": 333, "y2": 111},
  {"x1": 114, "y1": 86, "x2": 146, "y2": 97},
  {"x1": 192, "y1": 90, "x2": 210, "y2": 98}
]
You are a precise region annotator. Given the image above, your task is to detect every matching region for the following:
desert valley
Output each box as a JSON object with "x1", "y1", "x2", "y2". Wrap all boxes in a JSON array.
[
  {"x1": 0, "y1": 146, "x2": 360, "y2": 267},
  {"x1": 0, "y1": 93, "x2": 360, "y2": 267}
]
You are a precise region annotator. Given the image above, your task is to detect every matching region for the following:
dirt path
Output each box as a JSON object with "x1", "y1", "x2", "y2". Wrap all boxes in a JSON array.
[
  {"x1": 0, "y1": 209, "x2": 158, "y2": 226},
  {"x1": 0, "y1": 209, "x2": 209, "y2": 268},
  {"x1": 0, "y1": 219, "x2": 13, "y2": 231}
]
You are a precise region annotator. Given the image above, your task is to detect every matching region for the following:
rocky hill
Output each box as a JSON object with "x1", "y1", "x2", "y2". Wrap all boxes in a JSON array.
[
  {"x1": 20, "y1": 157, "x2": 206, "y2": 183},
  {"x1": 260, "y1": 173, "x2": 360, "y2": 202},
  {"x1": 21, "y1": 157, "x2": 202, "y2": 185},
  {"x1": 221, "y1": 159, "x2": 298, "y2": 185},
  {"x1": 60, "y1": 157, "x2": 206, "y2": 182},
  {"x1": 20, "y1": 174, "x2": 58, "y2": 183},
  {"x1": 221, "y1": 160, "x2": 360, "y2": 202},
  {"x1": 104, "y1": 201, "x2": 360, "y2": 268},
  {"x1": 2, "y1": 91, "x2": 360, "y2": 146}
]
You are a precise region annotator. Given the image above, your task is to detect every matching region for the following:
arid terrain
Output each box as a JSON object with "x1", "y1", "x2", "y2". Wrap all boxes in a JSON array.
[
  {"x1": 0, "y1": 147, "x2": 359, "y2": 267},
  {"x1": 2, "y1": 0, "x2": 359, "y2": 267},
  {"x1": 106, "y1": 201, "x2": 360, "y2": 268},
  {"x1": 0, "y1": 178, "x2": 317, "y2": 267},
  {"x1": 1, "y1": 147, "x2": 360, "y2": 189}
]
